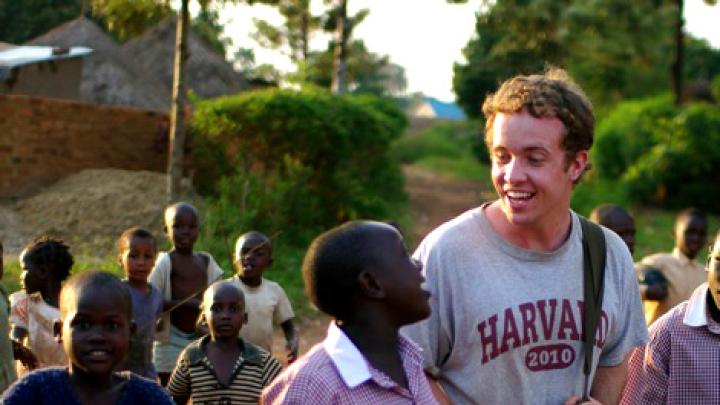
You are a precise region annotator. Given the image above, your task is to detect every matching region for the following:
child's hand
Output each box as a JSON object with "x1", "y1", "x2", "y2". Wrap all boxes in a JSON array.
[
  {"x1": 286, "y1": 335, "x2": 299, "y2": 364},
  {"x1": 12, "y1": 341, "x2": 38, "y2": 370}
]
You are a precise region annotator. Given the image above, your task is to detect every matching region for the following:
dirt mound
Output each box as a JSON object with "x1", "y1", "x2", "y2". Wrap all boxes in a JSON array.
[{"x1": 13, "y1": 169, "x2": 191, "y2": 256}]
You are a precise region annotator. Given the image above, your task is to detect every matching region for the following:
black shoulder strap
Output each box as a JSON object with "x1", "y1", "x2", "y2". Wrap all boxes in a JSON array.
[{"x1": 579, "y1": 216, "x2": 606, "y2": 401}]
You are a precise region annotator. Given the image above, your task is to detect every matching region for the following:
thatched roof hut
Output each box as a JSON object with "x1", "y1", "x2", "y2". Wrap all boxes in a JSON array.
[
  {"x1": 122, "y1": 17, "x2": 250, "y2": 101},
  {"x1": 29, "y1": 17, "x2": 168, "y2": 111}
]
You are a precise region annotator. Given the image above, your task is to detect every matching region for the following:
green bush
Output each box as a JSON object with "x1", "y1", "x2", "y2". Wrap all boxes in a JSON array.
[
  {"x1": 593, "y1": 94, "x2": 677, "y2": 180},
  {"x1": 192, "y1": 88, "x2": 407, "y2": 227},
  {"x1": 622, "y1": 103, "x2": 720, "y2": 212},
  {"x1": 390, "y1": 120, "x2": 488, "y2": 164}
]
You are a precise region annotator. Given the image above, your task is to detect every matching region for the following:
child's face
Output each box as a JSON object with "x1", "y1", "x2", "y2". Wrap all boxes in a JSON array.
[
  {"x1": 166, "y1": 208, "x2": 199, "y2": 251},
  {"x1": 59, "y1": 287, "x2": 132, "y2": 377},
  {"x1": 204, "y1": 285, "x2": 247, "y2": 339},
  {"x1": 369, "y1": 224, "x2": 431, "y2": 326},
  {"x1": 676, "y1": 214, "x2": 708, "y2": 259},
  {"x1": 120, "y1": 236, "x2": 156, "y2": 284},
  {"x1": 707, "y1": 236, "x2": 720, "y2": 310},
  {"x1": 234, "y1": 237, "x2": 272, "y2": 281},
  {"x1": 20, "y1": 252, "x2": 44, "y2": 294}
]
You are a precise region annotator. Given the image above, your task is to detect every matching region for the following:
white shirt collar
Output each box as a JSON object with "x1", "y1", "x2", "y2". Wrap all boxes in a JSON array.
[
  {"x1": 323, "y1": 322, "x2": 372, "y2": 388},
  {"x1": 683, "y1": 282, "x2": 709, "y2": 327}
]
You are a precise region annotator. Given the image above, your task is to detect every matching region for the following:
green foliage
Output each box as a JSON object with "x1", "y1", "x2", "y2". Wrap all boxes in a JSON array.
[
  {"x1": 192, "y1": 88, "x2": 408, "y2": 228},
  {"x1": 712, "y1": 74, "x2": 720, "y2": 101},
  {"x1": 595, "y1": 95, "x2": 720, "y2": 213},
  {"x1": 89, "y1": 0, "x2": 172, "y2": 42},
  {"x1": 0, "y1": 0, "x2": 81, "y2": 44},
  {"x1": 622, "y1": 103, "x2": 720, "y2": 212},
  {"x1": 593, "y1": 94, "x2": 677, "y2": 179},
  {"x1": 390, "y1": 120, "x2": 487, "y2": 165},
  {"x1": 571, "y1": 177, "x2": 630, "y2": 220},
  {"x1": 453, "y1": 0, "x2": 675, "y2": 117}
]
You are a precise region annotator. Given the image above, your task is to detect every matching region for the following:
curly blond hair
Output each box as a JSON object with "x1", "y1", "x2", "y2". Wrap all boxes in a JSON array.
[{"x1": 482, "y1": 68, "x2": 595, "y2": 178}]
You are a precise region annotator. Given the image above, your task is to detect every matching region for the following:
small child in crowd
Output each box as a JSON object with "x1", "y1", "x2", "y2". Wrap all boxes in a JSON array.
[
  {"x1": 149, "y1": 202, "x2": 224, "y2": 386},
  {"x1": 1, "y1": 270, "x2": 175, "y2": 404},
  {"x1": 230, "y1": 231, "x2": 298, "y2": 363},
  {"x1": 10, "y1": 236, "x2": 72, "y2": 375},
  {"x1": 262, "y1": 221, "x2": 440, "y2": 404},
  {"x1": 589, "y1": 204, "x2": 636, "y2": 255},
  {"x1": 638, "y1": 208, "x2": 708, "y2": 324},
  {"x1": 117, "y1": 227, "x2": 163, "y2": 380},
  {"x1": 167, "y1": 280, "x2": 282, "y2": 404},
  {"x1": 0, "y1": 241, "x2": 18, "y2": 392}
]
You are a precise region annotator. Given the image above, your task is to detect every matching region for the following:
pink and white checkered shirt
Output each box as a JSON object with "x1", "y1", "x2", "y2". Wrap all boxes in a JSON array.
[
  {"x1": 261, "y1": 322, "x2": 439, "y2": 404},
  {"x1": 621, "y1": 283, "x2": 720, "y2": 404}
]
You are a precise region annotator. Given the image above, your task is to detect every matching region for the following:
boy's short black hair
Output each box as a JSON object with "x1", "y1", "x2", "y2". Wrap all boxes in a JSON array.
[
  {"x1": 117, "y1": 227, "x2": 157, "y2": 258},
  {"x1": 235, "y1": 231, "x2": 272, "y2": 254},
  {"x1": 164, "y1": 202, "x2": 199, "y2": 225},
  {"x1": 676, "y1": 207, "x2": 706, "y2": 226},
  {"x1": 22, "y1": 235, "x2": 73, "y2": 283},
  {"x1": 60, "y1": 270, "x2": 132, "y2": 319},
  {"x1": 302, "y1": 221, "x2": 382, "y2": 321},
  {"x1": 589, "y1": 204, "x2": 632, "y2": 225}
]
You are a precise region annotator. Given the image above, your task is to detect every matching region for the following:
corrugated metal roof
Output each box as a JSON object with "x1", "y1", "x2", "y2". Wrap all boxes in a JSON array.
[
  {"x1": 425, "y1": 97, "x2": 466, "y2": 120},
  {"x1": 0, "y1": 45, "x2": 92, "y2": 80}
]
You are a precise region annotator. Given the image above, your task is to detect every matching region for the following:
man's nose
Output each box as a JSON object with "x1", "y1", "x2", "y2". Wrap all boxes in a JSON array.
[{"x1": 504, "y1": 158, "x2": 525, "y2": 183}]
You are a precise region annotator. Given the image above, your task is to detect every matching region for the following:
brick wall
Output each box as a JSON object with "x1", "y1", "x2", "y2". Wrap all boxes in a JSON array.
[{"x1": 0, "y1": 94, "x2": 168, "y2": 198}]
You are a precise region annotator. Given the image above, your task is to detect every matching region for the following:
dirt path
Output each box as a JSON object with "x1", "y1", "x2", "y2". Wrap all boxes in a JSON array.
[{"x1": 273, "y1": 163, "x2": 490, "y2": 364}]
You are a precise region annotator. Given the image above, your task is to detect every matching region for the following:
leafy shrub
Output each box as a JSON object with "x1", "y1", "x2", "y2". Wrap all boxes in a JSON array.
[
  {"x1": 593, "y1": 94, "x2": 677, "y2": 180},
  {"x1": 192, "y1": 88, "x2": 407, "y2": 232},
  {"x1": 622, "y1": 103, "x2": 720, "y2": 212}
]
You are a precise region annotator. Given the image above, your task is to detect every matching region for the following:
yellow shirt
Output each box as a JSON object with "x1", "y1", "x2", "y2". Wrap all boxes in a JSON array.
[{"x1": 640, "y1": 248, "x2": 707, "y2": 325}]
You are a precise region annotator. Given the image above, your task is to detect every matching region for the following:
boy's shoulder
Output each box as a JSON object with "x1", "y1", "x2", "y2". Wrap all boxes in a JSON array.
[
  {"x1": 123, "y1": 372, "x2": 174, "y2": 403},
  {"x1": 2, "y1": 367, "x2": 69, "y2": 401},
  {"x1": 262, "y1": 343, "x2": 339, "y2": 398}
]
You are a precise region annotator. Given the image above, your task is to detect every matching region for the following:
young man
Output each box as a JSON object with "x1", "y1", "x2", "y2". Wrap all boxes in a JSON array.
[
  {"x1": 402, "y1": 69, "x2": 648, "y2": 405},
  {"x1": 638, "y1": 208, "x2": 708, "y2": 325},
  {"x1": 621, "y1": 230, "x2": 720, "y2": 404}
]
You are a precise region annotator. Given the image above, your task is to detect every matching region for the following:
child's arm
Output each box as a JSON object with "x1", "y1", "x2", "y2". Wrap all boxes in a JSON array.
[
  {"x1": 167, "y1": 355, "x2": 192, "y2": 405},
  {"x1": 280, "y1": 319, "x2": 299, "y2": 364}
]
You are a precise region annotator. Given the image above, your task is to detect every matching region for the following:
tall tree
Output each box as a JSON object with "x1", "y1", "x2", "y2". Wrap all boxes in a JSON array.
[
  {"x1": 324, "y1": 0, "x2": 368, "y2": 94},
  {"x1": 0, "y1": 0, "x2": 81, "y2": 44},
  {"x1": 668, "y1": 0, "x2": 716, "y2": 105},
  {"x1": 88, "y1": 0, "x2": 171, "y2": 41},
  {"x1": 453, "y1": 0, "x2": 676, "y2": 117},
  {"x1": 252, "y1": 0, "x2": 317, "y2": 63}
]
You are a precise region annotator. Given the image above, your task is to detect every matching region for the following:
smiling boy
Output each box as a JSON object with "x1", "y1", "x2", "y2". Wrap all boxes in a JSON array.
[
  {"x1": 638, "y1": 208, "x2": 709, "y2": 324},
  {"x1": 402, "y1": 69, "x2": 648, "y2": 405}
]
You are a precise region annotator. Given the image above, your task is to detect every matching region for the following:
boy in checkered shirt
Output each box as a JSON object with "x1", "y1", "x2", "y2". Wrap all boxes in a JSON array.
[
  {"x1": 621, "y1": 229, "x2": 720, "y2": 404},
  {"x1": 261, "y1": 221, "x2": 441, "y2": 404}
]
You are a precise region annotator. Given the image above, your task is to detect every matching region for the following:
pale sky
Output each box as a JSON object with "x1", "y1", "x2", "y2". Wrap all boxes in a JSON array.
[{"x1": 216, "y1": 0, "x2": 720, "y2": 103}]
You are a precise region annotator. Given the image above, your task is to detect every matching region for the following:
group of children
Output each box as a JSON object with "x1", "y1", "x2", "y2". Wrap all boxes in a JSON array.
[
  {"x1": 0, "y1": 201, "x2": 305, "y2": 404},
  {"x1": 0, "y1": 202, "x2": 435, "y2": 404}
]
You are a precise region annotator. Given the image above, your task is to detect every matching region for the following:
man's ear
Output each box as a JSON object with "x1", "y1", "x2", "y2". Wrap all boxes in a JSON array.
[
  {"x1": 569, "y1": 150, "x2": 588, "y2": 183},
  {"x1": 53, "y1": 320, "x2": 62, "y2": 343},
  {"x1": 243, "y1": 312, "x2": 249, "y2": 325},
  {"x1": 129, "y1": 320, "x2": 137, "y2": 337},
  {"x1": 357, "y1": 271, "x2": 385, "y2": 299}
]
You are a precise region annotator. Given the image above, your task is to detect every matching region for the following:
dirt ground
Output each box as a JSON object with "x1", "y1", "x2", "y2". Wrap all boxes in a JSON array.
[{"x1": 1, "y1": 164, "x2": 488, "y2": 362}]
